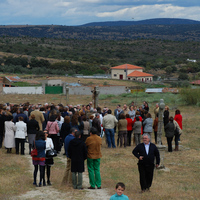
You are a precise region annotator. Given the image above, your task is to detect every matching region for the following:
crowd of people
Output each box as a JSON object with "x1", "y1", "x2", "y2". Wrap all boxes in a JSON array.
[{"x1": 0, "y1": 100, "x2": 182, "y2": 195}]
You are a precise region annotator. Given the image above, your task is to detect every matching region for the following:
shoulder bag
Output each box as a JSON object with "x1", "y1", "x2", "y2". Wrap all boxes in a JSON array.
[{"x1": 31, "y1": 141, "x2": 38, "y2": 157}]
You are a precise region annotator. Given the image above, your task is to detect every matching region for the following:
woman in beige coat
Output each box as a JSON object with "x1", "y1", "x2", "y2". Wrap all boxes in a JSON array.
[
  {"x1": 118, "y1": 114, "x2": 127, "y2": 147},
  {"x1": 82, "y1": 115, "x2": 90, "y2": 142}
]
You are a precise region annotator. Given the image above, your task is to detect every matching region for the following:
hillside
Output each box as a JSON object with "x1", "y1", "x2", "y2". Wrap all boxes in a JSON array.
[
  {"x1": 81, "y1": 18, "x2": 200, "y2": 26},
  {"x1": 0, "y1": 18, "x2": 200, "y2": 41}
]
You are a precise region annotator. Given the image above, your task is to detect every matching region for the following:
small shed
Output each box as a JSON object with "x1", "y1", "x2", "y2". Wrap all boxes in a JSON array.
[{"x1": 41, "y1": 79, "x2": 66, "y2": 94}]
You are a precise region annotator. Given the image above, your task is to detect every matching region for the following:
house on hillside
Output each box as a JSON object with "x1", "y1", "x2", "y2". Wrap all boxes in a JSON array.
[{"x1": 111, "y1": 64, "x2": 154, "y2": 82}]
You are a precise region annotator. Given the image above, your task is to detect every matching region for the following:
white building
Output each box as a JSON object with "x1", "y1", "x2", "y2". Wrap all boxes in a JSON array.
[{"x1": 111, "y1": 64, "x2": 154, "y2": 82}]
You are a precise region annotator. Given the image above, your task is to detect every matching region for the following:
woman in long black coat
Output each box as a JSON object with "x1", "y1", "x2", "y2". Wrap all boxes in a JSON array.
[
  {"x1": 163, "y1": 106, "x2": 169, "y2": 126},
  {"x1": 68, "y1": 131, "x2": 87, "y2": 189},
  {"x1": 164, "y1": 116, "x2": 175, "y2": 152},
  {"x1": 27, "y1": 114, "x2": 40, "y2": 154}
]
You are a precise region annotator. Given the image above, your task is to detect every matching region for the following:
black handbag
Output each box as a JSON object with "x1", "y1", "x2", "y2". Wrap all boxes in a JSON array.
[
  {"x1": 174, "y1": 126, "x2": 179, "y2": 136},
  {"x1": 46, "y1": 149, "x2": 57, "y2": 158}
]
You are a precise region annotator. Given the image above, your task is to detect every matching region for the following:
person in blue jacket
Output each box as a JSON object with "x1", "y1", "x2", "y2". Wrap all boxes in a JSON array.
[
  {"x1": 32, "y1": 131, "x2": 46, "y2": 187},
  {"x1": 61, "y1": 127, "x2": 77, "y2": 186}
]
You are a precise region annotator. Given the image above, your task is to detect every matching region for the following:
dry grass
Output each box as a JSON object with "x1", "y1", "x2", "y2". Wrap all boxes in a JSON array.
[
  {"x1": 0, "y1": 149, "x2": 32, "y2": 199},
  {"x1": 100, "y1": 106, "x2": 200, "y2": 200},
  {"x1": 37, "y1": 76, "x2": 141, "y2": 87},
  {"x1": 0, "y1": 93, "x2": 200, "y2": 199},
  {"x1": 0, "y1": 93, "x2": 127, "y2": 111},
  {"x1": 47, "y1": 105, "x2": 200, "y2": 200}
]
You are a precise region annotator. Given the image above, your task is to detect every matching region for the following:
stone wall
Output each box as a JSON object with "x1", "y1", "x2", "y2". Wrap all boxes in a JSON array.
[
  {"x1": 69, "y1": 86, "x2": 126, "y2": 95},
  {"x1": 3, "y1": 85, "x2": 126, "y2": 95},
  {"x1": 3, "y1": 87, "x2": 43, "y2": 94}
]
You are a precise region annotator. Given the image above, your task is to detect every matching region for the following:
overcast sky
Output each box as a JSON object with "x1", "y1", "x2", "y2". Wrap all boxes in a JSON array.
[{"x1": 0, "y1": 0, "x2": 200, "y2": 26}]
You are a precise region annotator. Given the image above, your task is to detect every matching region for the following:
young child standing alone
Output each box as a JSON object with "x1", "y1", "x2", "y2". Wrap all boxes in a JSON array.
[{"x1": 110, "y1": 182, "x2": 129, "y2": 200}]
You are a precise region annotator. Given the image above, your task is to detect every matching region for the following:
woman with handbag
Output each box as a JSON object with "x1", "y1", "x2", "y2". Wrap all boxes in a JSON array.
[
  {"x1": 32, "y1": 131, "x2": 46, "y2": 187},
  {"x1": 173, "y1": 118, "x2": 182, "y2": 151},
  {"x1": 44, "y1": 130, "x2": 54, "y2": 185}
]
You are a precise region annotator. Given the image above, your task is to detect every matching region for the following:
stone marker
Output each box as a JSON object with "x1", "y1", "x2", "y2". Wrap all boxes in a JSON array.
[
  {"x1": 92, "y1": 86, "x2": 100, "y2": 109},
  {"x1": 66, "y1": 87, "x2": 69, "y2": 105},
  {"x1": 157, "y1": 99, "x2": 166, "y2": 169}
]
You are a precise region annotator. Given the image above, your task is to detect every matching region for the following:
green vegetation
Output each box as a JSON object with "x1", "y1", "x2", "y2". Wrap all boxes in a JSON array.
[
  {"x1": 12, "y1": 82, "x2": 42, "y2": 87},
  {"x1": 0, "y1": 36, "x2": 200, "y2": 79},
  {"x1": 180, "y1": 88, "x2": 200, "y2": 105},
  {"x1": 99, "y1": 91, "x2": 200, "y2": 108}
]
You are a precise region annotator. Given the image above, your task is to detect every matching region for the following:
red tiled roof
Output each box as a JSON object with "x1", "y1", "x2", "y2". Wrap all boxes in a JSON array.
[
  {"x1": 127, "y1": 71, "x2": 154, "y2": 77},
  {"x1": 111, "y1": 64, "x2": 143, "y2": 70},
  {"x1": 5, "y1": 76, "x2": 21, "y2": 82},
  {"x1": 191, "y1": 80, "x2": 200, "y2": 85}
]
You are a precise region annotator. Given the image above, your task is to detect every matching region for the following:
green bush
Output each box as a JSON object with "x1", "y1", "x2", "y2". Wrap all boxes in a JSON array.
[
  {"x1": 99, "y1": 94, "x2": 115, "y2": 100},
  {"x1": 111, "y1": 99, "x2": 120, "y2": 103},
  {"x1": 180, "y1": 88, "x2": 200, "y2": 105}
]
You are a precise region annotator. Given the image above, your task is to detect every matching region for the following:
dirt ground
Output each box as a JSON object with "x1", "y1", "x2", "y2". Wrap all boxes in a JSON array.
[{"x1": 10, "y1": 143, "x2": 110, "y2": 200}]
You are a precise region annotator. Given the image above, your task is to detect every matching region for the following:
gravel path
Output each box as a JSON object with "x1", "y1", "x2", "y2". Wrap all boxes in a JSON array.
[{"x1": 10, "y1": 143, "x2": 110, "y2": 200}]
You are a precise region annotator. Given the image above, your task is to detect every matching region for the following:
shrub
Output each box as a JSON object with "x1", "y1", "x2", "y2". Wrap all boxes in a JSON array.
[
  {"x1": 180, "y1": 88, "x2": 200, "y2": 105},
  {"x1": 103, "y1": 81, "x2": 108, "y2": 85},
  {"x1": 99, "y1": 94, "x2": 115, "y2": 100},
  {"x1": 111, "y1": 99, "x2": 120, "y2": 103}
]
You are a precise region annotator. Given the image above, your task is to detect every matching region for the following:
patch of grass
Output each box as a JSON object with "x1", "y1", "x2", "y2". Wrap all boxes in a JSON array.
[
  {"x1": 110, "y1": 99, "x2": 120, "y2": 103},
  {"x1": 99, "y1": 94, "x2": 116, "y2": 100},
  {"x1": 12, "y1": 82, "x2": 42, "y2": 87},
  {"x1": 180, "y1": 88, "x2": 200, "y2": 105},
  {"x1": 51, "y1": 97, "x2": 59, "y2": 100},
  {"x1": 0, "y1": 149, "x2": 31, "y2": 199},
  {"x1": 103, "y1": 81, "x2": 108, "y2": 85}
]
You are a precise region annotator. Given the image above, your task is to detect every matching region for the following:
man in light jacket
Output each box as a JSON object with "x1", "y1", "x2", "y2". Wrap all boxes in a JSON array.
[{"x1": 102, "y1": 109, "x2": 118, "y2": 148}]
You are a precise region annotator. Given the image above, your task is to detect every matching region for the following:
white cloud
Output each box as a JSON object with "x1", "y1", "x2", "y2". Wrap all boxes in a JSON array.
[
  {"x1": 0, "y1": 1, "x2": 200, "y2": 25},
  {"x1": 55, "y1": 2, "x2": 71, "y2": 7},
  {"x1": 96, "y1": 4, "x2": 200, "y2": 21}
]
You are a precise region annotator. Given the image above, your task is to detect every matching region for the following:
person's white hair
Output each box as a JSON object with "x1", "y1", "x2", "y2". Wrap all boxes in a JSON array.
[{"x1": 143, "y1": 133, "x2": 151, "y2": 139}]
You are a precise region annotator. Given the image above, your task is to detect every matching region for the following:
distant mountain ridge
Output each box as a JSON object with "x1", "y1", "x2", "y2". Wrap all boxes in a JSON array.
[
  {"x1": 80, "y1": 18, "x2": 200, "y2": 26},
  {"x1": 1, "y1": 18, "x2": 200, "y2": 41}
]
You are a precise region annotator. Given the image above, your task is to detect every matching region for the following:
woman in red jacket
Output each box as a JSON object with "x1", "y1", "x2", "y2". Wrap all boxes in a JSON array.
[
  {"x1": 174, "y1": 109, "x2": 182, "y2": 151},
  {"x1": 174, "y1": 109, "x2": 182, "y2": 130},
  {"x1": 126, "y1": 114, "x2": 133, "y2": 146}
]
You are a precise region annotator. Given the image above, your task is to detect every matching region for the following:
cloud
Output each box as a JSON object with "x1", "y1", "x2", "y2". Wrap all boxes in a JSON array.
[
  {"x1": 96, "y1": 4, "x2": 200, "y2": 21},
  {"x1": 0, "y1": 0, "x2": 200, "y2": 25}
]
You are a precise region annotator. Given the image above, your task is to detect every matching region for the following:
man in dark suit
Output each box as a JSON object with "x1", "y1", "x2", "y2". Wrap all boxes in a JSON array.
[{"x1": 132, "y1": 133, "x2": 160, "y2": 192}]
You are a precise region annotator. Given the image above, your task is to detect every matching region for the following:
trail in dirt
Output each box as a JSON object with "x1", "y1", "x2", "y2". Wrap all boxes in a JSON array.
[{"x1": 10, "y1": 143, "x2": 110, "y2": 200}]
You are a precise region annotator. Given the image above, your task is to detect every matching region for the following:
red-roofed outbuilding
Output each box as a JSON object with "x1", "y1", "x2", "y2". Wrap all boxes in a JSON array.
[{"x1": 111, "y1": 64, "x2": 154, "y2": 82}]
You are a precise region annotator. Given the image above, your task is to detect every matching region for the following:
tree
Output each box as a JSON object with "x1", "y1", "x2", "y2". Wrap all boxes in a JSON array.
[
  {"x1": 178, "y1": 73, "x2": 189, "y2": 80},
  {"x1": 0, "y1": 58, "x2": 4, "y2": 65},
  {"x1": 165, "y1": 66, "x2": 173, "y2": 75},
  {"x1": 30, "y1": 58, "x2": 50, "y2": 68},
  {"x1": 4, "y1": 56, "x2": 28, "y2": 67}
]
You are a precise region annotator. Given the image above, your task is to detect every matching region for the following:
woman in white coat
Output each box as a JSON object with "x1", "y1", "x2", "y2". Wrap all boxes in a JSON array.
[
  {"x1": 44, "y1": 130, "x2": 54, "y2": 185},
  {"x1": 15, "y1": 116, "x2": 27, "y2": 155},
  {"x1": 4, "y1": 115, "x2": 16, "y2": 153}
]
